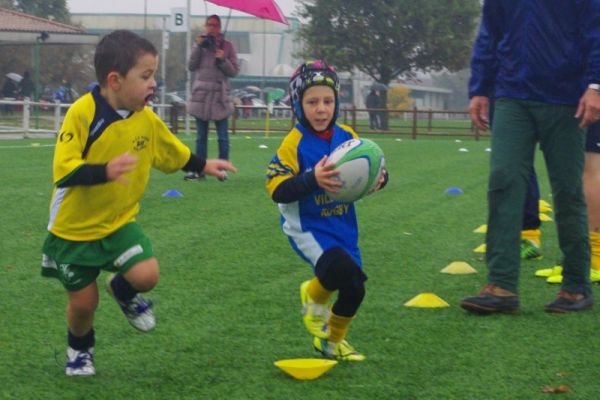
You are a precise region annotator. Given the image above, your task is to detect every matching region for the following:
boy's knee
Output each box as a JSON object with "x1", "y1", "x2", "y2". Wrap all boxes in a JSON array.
[
  {"x1": 134, "y1": 273, "x2": 158, "y2": 292},
  {"x1": 315, "y1": 247, "x2": 367, "y2": 291},
  {"x1": 124, "y1": 258, "x2": 159, "y2": 292},
  {"x1": 333, "y1": 283, "x2": 366, "y2": 317}
]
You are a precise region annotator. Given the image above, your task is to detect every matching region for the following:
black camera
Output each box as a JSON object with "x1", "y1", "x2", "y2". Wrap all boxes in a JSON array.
[{"x1": 200, "y1": 35, "x2": 216, "y2": 50}]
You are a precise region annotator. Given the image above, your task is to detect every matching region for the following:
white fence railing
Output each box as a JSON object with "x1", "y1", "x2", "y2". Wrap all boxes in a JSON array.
[
  {"x1": 1, "y1": 98, "x2": 482, "y2": 139},
  {"x1": 0, "y1": 98, "x2": 174, "y2": 138}
]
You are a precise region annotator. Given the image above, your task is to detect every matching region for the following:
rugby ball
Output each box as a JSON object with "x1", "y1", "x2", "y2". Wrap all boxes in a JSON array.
[{"x1": 325, "y1": 138, "x2": 385, "y2": 203}]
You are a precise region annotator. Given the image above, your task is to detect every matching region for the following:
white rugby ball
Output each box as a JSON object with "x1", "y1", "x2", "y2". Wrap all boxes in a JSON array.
[{"x1": 325, "y1": 138, "x2": 385, "y2": 203}]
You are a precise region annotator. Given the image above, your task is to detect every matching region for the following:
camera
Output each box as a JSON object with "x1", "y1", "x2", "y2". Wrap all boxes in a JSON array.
[{"x1": 200, "y1": 35, "x2": 216, "y2": 50}]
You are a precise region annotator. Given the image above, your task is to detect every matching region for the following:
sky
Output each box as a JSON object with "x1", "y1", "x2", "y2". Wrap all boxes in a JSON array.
[{"x1": 65, "y1": 0, "x2": 299, "y2": 18}]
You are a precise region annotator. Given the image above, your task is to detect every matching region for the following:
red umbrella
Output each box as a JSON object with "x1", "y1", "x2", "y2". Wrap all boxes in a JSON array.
[{"x1": 205, "y1": 0, "x2": 289, "y2": 25}]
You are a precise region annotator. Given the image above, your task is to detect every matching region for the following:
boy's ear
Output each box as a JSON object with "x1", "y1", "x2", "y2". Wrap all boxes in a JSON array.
[{"x1": 106, "y1": 71, "x2": 121, "y2": 90}]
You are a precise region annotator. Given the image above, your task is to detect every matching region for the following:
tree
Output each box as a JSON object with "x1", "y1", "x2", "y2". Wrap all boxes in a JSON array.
[
  {"x1": 387, "y1": 85, "x2": 413, "y2": 111},
  {"x1": 296, "y1": 0, "x2": 480, "y2": 127},
  {"x1": 11, "y1": 0, "x2": 71, "y2": 23}
]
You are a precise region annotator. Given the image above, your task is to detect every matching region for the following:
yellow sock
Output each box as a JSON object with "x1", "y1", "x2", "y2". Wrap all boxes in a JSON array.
[
  {"x1": 307, "y1": 277, "x2": 332, "y2": 304},
  {"x1": 521, "y1": 229, "x2": 541, "y2": 247},
  {"x1": 590, "y1": 231, "x2": 600, "y2": 271},
  {"x1": 328, "y1": 312, "x2": 353, "y2": 343}
]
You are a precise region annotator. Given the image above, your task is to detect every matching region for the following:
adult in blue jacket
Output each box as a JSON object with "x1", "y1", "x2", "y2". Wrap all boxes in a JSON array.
[{"x1": 461, "y1": 0, "x2": 600, "y2": 314}]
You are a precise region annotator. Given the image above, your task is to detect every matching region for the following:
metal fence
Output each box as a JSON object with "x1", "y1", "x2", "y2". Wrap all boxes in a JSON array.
[{"x1": 0, "y1": 98, "x2": 487, "y2": 140}]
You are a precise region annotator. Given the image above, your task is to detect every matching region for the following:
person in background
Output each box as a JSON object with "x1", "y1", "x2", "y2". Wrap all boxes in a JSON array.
[
  {"x1": 185, "y1": 14, "x2": 239, "y2": 181},
  {"x1": 536, "y1": 120, "x2": 600, "y2": 284},
  {"x1": 365, "y1": 89, "x2": 381, "y2": 129},
  {"x1": 18, "y1": 71, "x2": 33, "y2": 99},
  {"x1": 461, "y1": 0, "x2": 600, "y2": 314},
  {"x1": 1, "y1": 76, "x2": 17, "y2": 114}
]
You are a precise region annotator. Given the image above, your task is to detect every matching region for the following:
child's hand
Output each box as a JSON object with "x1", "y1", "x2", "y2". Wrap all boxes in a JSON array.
[
  {"x1": 203, "y1": 159, "x2": 237, "y2": 181},
  {"x1": 314, "y1": 155, "x2": 341, "y2": 193},
  {"x1": 107, "y1": 152, "x2": 138, "y2": 184},
  {"x1": 368, "y1": 167, "x2": 388, "y2": 195}
]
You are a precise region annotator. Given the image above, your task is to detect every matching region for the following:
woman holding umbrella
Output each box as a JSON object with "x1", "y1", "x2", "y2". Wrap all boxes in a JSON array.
[{"x1": 185, "y1": 14, "x2": 239, "y2": 181}]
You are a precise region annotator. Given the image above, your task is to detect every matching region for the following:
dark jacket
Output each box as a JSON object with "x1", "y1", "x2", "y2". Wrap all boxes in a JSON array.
[
  {"x1": 366, "y1": 92, "x2": 380, "y2": 109},
  {"x1": 469, "y1": 0, "x2": 600, "y2": 105},
  {"x1": 19, "y1": 76, "x2": 33, "y2": 98}
]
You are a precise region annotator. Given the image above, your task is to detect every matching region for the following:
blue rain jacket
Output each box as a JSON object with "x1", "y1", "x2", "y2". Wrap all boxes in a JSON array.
[{"x1": 469, "y1": 0, "x2": 600, "y2": 106}]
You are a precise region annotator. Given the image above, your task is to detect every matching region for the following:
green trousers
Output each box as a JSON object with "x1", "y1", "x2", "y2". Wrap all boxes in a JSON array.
[{"x1": 487, "y1": 98, "x2": 591, "y2": 295}]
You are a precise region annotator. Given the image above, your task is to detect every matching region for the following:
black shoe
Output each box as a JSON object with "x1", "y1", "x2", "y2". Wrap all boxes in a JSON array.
[
  {"x1": 544, "y1": 291, "x2": 594, "y2": 313},
  {"x1": 460, "y1": 284, "x2": 520, "y2": 314},
  {"x1": 184, "y1": 172, "x2": 205, "y2": 181}
]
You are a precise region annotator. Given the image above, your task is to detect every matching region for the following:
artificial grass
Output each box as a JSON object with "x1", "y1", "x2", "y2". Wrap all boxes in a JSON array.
[{"x1": 1, "y1": 134, "x2": 599, "y2": 399}]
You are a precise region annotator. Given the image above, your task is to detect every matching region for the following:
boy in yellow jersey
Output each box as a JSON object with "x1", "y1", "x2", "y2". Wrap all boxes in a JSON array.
[
  {"x1": 41, "y1": 30, "x2": 236, "y2": 376},
  {"x1": 266, "y1": 61, "x2": 387, "y2": 361}
]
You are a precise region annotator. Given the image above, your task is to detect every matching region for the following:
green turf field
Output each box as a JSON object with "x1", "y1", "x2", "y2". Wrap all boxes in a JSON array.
[{"x1": 1, "y1": 134, "x2": 599, "y2": 399}]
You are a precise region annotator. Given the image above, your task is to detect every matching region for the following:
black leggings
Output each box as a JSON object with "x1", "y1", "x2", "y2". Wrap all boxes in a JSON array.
[{"x1": 315, "y1": 247, "x2": 367, "y2": 317}]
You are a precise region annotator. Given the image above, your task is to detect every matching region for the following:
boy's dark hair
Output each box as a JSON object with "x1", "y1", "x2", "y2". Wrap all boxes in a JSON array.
[{"x1": 94, "y1": 30, "x2": 157, "y2": 86}]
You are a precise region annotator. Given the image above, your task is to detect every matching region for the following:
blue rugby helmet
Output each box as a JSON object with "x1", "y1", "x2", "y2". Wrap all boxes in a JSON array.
[{"x1": 289, "y1": 60, "x2": 340, "y2": 130}]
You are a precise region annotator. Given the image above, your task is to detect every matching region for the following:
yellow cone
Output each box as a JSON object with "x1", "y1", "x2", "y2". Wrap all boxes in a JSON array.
[
  {"x1": 539, "y1": 199, "x2": 552, "y2": 209},
  {"x1": 404, "y1": 292, "x2": 450, "y2": 308},
  {"x1": 473, "y1": 224, "x2": 487, "y2": 233},
  {"x1": 539, "y1": 213, "x2": 553, "y2": 222},
  {"x1": 441, "y1": 261, "x2": 478, "y2": 275},
  {"x1": 274, "y1": 358, "x2": 337, "y2": 380},
  {"x1": 474, "y1": 244, "x2": 486, "y2": 253},
  {"x1": 539, "y1": 204, "x2": 553, "y2": 213}
]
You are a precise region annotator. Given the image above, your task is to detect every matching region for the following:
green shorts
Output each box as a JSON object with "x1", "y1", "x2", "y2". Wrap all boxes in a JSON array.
[{"x1": 41, "y1": 222, "x2": 154, "y2": 291}]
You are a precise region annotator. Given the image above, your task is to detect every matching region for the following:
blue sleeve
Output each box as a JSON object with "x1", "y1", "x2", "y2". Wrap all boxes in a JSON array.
[
  {"x1": 583, "y1": 0, "x2": 600, "y2": 84},
  {"x1": 468, "y1": 1, "x2": 501, "y2": 98}
]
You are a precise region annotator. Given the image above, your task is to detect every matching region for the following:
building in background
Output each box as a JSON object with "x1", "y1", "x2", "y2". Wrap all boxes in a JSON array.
[{"x1": 70, "y1": 12, "x2": 452, "y2": 110}]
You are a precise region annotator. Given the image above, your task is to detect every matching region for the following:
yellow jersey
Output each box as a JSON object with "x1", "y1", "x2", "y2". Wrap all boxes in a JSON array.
[{"x1": 47, "y1": 90, "x2": 191, "y2": 241}]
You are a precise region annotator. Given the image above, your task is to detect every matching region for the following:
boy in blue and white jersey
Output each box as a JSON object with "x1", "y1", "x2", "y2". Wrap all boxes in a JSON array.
[{"x1": 266, "y1": 60, "x2": 387, "y2": 361}]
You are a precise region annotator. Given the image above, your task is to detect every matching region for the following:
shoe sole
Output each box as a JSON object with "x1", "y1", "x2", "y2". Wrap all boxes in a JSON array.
[
  {"x1": 544, "y1": 302, "x2": 594, "y2": 313},
  {"x1": 460, "y1": 301, "x2": 519, "y2": 314},
  {"x1": 313, "y1": 343, "x2": 365, "y2": 362},
  {"x1": 544, "y1": 305, "x2": 594, "y2": 313},
  {"x1": 66, "y1": 369, "x2": 96, "y2": 377}
]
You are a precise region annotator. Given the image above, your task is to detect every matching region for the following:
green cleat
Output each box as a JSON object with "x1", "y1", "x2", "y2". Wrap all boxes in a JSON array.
[
  {"x1": 300, "y1": 280, "x2": 330, "y2": 339},
  {"x1": 546, "y1": 268, "x2": 600, "y2": 284},
  {"x1": 520, "y1": 239, "x2": 542, "y2": 260},
  {"x1": 535, "y1": 265, "x2": 562, "y2": 278},
  {"x1": 313, "y1": 337, "x2": 365, "y2": 361}
]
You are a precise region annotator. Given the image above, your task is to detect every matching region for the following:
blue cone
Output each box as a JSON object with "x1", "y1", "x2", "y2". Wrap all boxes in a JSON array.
[
  {"x1": 162, "y1": 189, "x2": 183, "y2": 197},
  {"x1": 445, "y1": 187, "x2": 464, "y2": 195}
]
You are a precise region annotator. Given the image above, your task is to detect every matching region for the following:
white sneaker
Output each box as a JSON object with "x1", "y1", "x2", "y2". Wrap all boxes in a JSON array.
[
  {"x1": 66, "y1": 347, "x2": 95, "y2": 376},
  {"x1": 107, "y1": 275, "x2": 156, "y2": 332}
]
